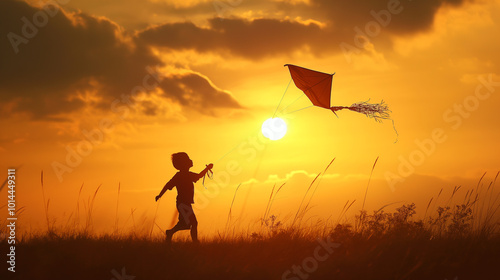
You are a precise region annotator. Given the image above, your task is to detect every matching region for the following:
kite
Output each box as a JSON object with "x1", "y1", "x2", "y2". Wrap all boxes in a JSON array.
[
  {"x1": 285, "y1": 64, "x2": 392, "y2": 122},
  {"x1": 282, "y1": 64, "x2": 398, "y2": 140}
]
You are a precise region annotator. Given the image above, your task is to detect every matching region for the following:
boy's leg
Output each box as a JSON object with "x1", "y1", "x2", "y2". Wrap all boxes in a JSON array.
[
  {"x1": 166, "y1": 224, "x2": 184, "y2": 243},
  {"x1": 166, "y1": 203, "x2": 192, "y2": 243},
  {"x1": 190, "y1": 214, "x2": 198, "y2": 243},
  {"x1": 178, "y1": 202, "x2": 199, "y2": 242}
]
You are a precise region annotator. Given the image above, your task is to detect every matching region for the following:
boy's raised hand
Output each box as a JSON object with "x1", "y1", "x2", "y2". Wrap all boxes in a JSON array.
[
  {"x1": 207, "y1": 163, "x2": 214, "y2": 169},
  {"x1": 155, "y1": 195, "x2": 161, "y2": 202}
]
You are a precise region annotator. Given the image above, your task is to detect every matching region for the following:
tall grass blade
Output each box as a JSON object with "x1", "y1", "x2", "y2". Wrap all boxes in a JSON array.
[
  {"x1": 114, "y1": 183, "x2": 121, "y2": 233},
  {"x1": 262, "y1": 183, "x2": 276, "y2": 224},
  {"x1": 267, "y1": 183, "x2": 286, "y2": 220},
  {"x1": 227, "y1": 183, "x2": 242, "y2": 231},
  {"x1": 424, "y1": 197, "x2": 433, "y2": 221},
  {"x1": 303, "y1": 157, "x2": 336, "y2": 216},
  {"x1": 293, "y1": 172, "x2": 321, "y2": 226},
  {"x1": 150, "y1": 193, "x2": 160, "y2": 238},
  {"x1": 362, "y1": 156, "x2": 379, "y2": 211},
  {"x1": 40, "y1": 170, "x2": 51, "y2": 233}
]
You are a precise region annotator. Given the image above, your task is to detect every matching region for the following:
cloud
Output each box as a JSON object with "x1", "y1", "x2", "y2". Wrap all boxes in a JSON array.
[
  {"x1": 304, "y1": 0, "x2": 470, "y2": 34},
  {"x1": 0, "y1": 0, "x2": 241, "y2": 120},
  {"x1": 138, "y1": 0, "x2": 475, "y2": 60},
  {"x1": 240, "y1": 169, "x2": 340, "y2": 186},
  {"x1": 135, "y1": 0, "x2": 471, "y2": 36},
  {"x1": 138, "y1": 17, "x2": 326, "y2": 59},
  {"x1": 159, "y1": 72, "x2": 241, "y2": 112}
]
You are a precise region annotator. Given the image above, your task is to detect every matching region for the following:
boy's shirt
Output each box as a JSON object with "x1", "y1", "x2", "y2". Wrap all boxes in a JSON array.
[{"x1": 165, "y1": 171, "x2": 200, "y2": 204}]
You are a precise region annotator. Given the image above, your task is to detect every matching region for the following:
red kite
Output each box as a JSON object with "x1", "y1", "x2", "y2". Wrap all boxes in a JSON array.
[{"x1": 285, "y1": 64, "x2": 392, "y2": 122}]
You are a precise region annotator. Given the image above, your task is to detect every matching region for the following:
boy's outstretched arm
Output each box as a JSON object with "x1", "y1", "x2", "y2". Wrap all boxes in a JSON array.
[
  {"x1": 155, "y1": 180, "x2": 174, "y2": 202},
  {"x1": 196, "y1": 163, "x2": 214, "y2": 181}
]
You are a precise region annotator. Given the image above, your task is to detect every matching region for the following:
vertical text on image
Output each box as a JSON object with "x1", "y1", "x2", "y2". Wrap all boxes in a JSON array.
[{"x1": 6, "y1": 168, "x2": 17, "y2": 273}]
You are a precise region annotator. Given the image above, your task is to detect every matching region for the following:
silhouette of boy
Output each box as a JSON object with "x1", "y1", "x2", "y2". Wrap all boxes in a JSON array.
[{"x1": 155, "y1": 152, "x2": 213, "y2": 244}]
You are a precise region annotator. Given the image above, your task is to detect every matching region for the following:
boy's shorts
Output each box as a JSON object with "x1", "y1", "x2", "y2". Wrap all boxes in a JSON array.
[{"x1": 176, "y1": 202, "x2": 198, "y2": 229}]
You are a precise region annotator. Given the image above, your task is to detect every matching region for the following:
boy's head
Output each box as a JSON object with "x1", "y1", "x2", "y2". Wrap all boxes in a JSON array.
[{"x1": 171, "y1": 152, "x2": 193, "y2": 171}]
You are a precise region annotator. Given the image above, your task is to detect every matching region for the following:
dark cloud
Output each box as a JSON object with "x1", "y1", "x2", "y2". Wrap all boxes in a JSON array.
[
  {"x1": 141, "y1": 100, "x2": 158, "y2": 116},
  {"x1": 139, "y1": 0, "x2": 467, "y2": 59},
  {"x1": 138, "y1": 0, "x2": 473, "y2": 60},
  {"x1": 138, "y1": 18, "x2": 325, "y2": 59},
  {"x1": 306, "y1": 0, "x2": 468, "y2": 34},
  {"x1": 160, "y1": 73, "x2": 241, "y2": 111},
  {"x1": 0, "y1": 0, "x2": 241, "y2": 120},
  {"x1": 63, "y1": 0, "x2": 470, "y2": 33}
]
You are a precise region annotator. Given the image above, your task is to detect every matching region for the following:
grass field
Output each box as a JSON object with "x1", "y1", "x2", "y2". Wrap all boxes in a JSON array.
[
  {"x1": 1, "y1": 170, "x2": 500, "y2": 279},
  {"x1": 3, "y1": 231, "x2": 499, "y2": 280}
]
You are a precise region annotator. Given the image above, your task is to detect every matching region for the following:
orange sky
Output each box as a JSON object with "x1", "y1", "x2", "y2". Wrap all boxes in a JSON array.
[{"x1": 1, "y1": 0, "x2": 499, "y2": 238}]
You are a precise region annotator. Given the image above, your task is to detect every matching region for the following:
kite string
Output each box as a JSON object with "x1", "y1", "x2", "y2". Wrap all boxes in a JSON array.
[
  {"x1": 281, "y1": 105, "x2": 314, "y2": 116},
  {"x1": 277, "y1": 93, "x2": 305, "y2": 115},
  {"x1": 272, "y1": 78, "x2": 292, "y2": 118}
]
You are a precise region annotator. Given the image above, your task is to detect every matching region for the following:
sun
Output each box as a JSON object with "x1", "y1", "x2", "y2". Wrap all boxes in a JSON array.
[{"x1": 262, "y1": 117, "x2": 287, "y2": 140}]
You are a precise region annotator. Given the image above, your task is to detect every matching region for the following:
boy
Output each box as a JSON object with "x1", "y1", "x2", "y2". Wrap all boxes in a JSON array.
[{"x1": 155, "y1": 152, "x2": 213, "y2": 244}]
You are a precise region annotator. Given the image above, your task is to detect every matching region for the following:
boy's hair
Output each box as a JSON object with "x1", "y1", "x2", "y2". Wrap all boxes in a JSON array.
[{"x1": 171, "y1": 152, "x2": 190, "y2": 170}]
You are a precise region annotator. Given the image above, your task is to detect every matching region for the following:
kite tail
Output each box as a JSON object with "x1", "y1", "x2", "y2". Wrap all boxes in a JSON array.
[
  {"x1": 347, "y1": 99, "x2": 391, "y2": 123},
  {"x1": 330, "y1": 105, "x2": 348, "y2": 118},
  {"x1": 330, "y1": 100, "x2": 399, "y2": 143}
]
